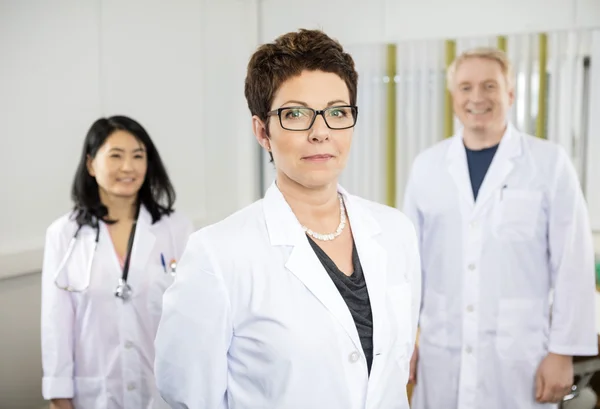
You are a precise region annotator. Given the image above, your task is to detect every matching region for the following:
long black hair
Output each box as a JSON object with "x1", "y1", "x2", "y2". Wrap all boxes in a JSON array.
[{"x1": 71, "y1": 115, "x2": 175, "y2": 227}]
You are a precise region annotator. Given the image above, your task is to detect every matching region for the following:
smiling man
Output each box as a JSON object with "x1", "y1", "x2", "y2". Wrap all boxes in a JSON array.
[{"x1": 403, "y1": 48, "x2": 597, "y2": 409}]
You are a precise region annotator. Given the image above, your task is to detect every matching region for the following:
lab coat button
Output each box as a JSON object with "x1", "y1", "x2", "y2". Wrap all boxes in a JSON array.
[
  {"x1": 466, "y1": 305, "x2": 474, "y2": 312},
  {"x1": 465, "y1": 346, "x2": 473, "y2": 354},
  {"x1": 469, "y1": 221, "x2": 478, "y2": 229},
  {"x1": 468, "y1": 263, "x2": 476, "y2": 271},
  {"x1": 349, "y1": 351, "x2": 360, "y2": 363},
  {"x1": 127, "y1": 382, "x2": 136, "y2": 391},
  {"x1": 125, "y1": 341, "x2": 133, "y2": 349}
]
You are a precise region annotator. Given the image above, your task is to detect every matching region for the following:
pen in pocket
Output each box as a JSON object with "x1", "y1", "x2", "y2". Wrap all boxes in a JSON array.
[
  {"x1": 160, "y1": 253, "x2": 167, "y2": 273},
  {"x1": 500, "y1": 184, "x2": 507, "y2": 200}
]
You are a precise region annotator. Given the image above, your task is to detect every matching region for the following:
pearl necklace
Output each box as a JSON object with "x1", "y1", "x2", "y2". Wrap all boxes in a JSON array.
[{"x1": 302, "y1": 194, "x2": 347, "y2": 241}]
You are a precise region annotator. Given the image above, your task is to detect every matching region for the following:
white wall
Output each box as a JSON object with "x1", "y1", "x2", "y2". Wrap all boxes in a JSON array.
[
  {"x1": 0, "y1": 0, "x2": 260, "y2": 281},
  {"x1": 0, "y1": 1, "x2": 102, "y2": 281},
  {"x1": 0, "y1": 1, "x2": 259, "y2": 407},
  {"x1": 260, "y1": 0, "x2": 600, "y2": 45},
  {"x1": 200, "y1": 0, "x2": 261, "y2": 218},
  {"x1": 385, "y1": 0, "x2": 600, "y2": 41},
  {"x1": 0, "y1": 273, "x2": 44, "y2": 409}
]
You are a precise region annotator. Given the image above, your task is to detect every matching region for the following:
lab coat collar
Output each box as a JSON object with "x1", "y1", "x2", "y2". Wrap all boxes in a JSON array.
[
  {"x1": 446, "y1": 123, "x2": 523, "y2": 217},
  {"x1": 263, "y1": 182, "x2": 306, "y2": 246},
  {"x1": 263, "y1": 182, "x2": 387, "y2": 359},
  {"x1": 97, "y1": 204, "x2": 157, "y2": 286},
  {"x1": 131, "y1": 205, "x2": 157, "y2": 272},
  {"x1": 263, "y1": 182, "x2": 381, "y2": 245}
]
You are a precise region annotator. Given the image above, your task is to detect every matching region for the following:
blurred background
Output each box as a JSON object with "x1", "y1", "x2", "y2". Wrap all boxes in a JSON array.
[{"x1": 0, "y1": 1, "x2": 598, "y2": 408}]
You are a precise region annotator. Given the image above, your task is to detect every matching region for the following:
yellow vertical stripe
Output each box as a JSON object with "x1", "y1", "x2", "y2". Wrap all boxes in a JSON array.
[
  {"x1": 444, "y1": 40, "x2": 456, "y2": 138},
  {"x1": 536, "y1": 33, "x2": 548, "y2": 139},
  {"x1": 385, "y1": 44, "x2": 397, "y2": 208},
  {"x1": 497, "y1": 36, "x2": 507, "y2": 52}
]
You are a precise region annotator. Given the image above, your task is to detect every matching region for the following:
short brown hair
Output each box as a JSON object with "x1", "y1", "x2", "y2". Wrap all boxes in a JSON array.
[
  {"x1": 244, "y1": 29, "x2": 359, "y2": 122},
  {"x1": 447, "y1": 47, "x2": 514, "y2": 91}
]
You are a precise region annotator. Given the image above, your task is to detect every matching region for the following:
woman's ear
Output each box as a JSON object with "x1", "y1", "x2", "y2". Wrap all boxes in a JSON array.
[{"x1": 252, "y1": 116, "x2": 271, "y2": 152}]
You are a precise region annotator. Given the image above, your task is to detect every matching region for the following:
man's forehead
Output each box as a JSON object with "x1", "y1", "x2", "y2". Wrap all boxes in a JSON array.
[{"x1": 455, "y1": 61, "x2": 504, "y2": 81}]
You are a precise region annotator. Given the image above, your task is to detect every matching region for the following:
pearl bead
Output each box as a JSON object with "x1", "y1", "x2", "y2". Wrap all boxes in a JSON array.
[{"x1": 302, "y1": 193, "x2": 347, "y2": 242}]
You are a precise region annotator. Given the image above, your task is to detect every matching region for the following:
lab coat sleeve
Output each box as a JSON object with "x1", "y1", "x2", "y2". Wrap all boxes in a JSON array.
[
  {"x1": 406, "y1": 219, "x2": 422, "y2": 347},
  {"x1": 402, "y1": 161, "x2": 423, "y2": 253},
  {"x1": 547, "y1": 148, "x2": 598, "y2": 356},
  {"x1": 154, "y1": 232, "x2": 232, "y2": 409},
  {"x1": 40, "y1": 226, "x2": 75, "y2": 399},
  {"x1": 402, "y1": 160, "x2": 424, "y2": 316}
]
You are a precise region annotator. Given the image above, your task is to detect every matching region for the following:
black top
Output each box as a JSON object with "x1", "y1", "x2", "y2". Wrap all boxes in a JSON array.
[
  {"x1": 307, "y1": 236, "x2": 374, "y2": 374},
  {"x1": 465, "y1": 143, "x2": 499, "y2": 200}
]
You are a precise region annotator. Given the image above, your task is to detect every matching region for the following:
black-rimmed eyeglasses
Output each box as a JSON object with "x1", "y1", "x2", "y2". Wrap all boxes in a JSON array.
[{"x1": 267, "y1": 105, "x2": 358, "y2": 131}]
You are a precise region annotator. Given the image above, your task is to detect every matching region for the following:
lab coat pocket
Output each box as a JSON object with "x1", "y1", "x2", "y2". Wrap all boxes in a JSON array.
[
  {"x1": 496, "y1": 299, "x2": 545, "y2": 361},
  {"x1": 73, "y1": 377, "x2": 106, "y2": 409},
  {"x1": 418, "y1": 290, "x2": 448, "y2": 347},
  {"x1": 494, "y1": 189, "x2": 542, "y2": 241},
  {"x1": 387, "y1": 283, "x2": 413, "y2": 363}
]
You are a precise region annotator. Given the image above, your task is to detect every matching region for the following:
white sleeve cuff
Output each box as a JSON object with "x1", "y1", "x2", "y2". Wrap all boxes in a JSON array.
[
  {"x1": 42, "y1": 377, "x2": 74, "y2": 400},
  {"x1": 548, "y1": 343, "x2": 599, "y2": 357}
]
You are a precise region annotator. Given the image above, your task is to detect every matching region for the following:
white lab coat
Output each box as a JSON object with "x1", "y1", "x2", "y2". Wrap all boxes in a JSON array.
[
  {"x1": 403, "y1": 124, "x2": 598, "y2": 409},
  {"x1": 154, "y1": 183, "x2": 421, "y2": 409},
  {"x1": 41, "y1": 206, "x2": 193, "y2": 409}
]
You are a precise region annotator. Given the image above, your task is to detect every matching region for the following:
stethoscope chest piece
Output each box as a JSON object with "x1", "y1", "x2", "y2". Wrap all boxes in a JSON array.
[{"x1": 114, "y1": 278, "x2": 133, "y2": 301}]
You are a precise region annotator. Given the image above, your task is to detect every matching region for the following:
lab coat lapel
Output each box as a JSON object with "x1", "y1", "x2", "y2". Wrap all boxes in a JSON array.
[
  {"x1": 79, "y1": 225, "x2": 97, "y2": 262},
  {"x1": 263, "y1": 183, "x2": 362, "y2": 350},
  {"x1": 341, "y1": 189, "x2": 388, "y2": 363},
  {"x1": 129, "y1": 206, "x2": 156, "y2": 281},
  {"x1": 472, "y1": 125, "x2": 522, "y2": 217},
  {"x1": 66, "y1": 225, "x2": 98, "y2": 289}
]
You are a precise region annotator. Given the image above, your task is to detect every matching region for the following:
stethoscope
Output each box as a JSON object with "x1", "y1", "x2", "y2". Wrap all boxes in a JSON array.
[
  {"x1": 53, "y1": 207, "x2": 175, "y2": 301},
  {"x1": 113, "y1": 208, "x2": 139, "y2": 301},
  {"x1": 53, "y1": 222, "x2": 100, "y2": 294}
]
